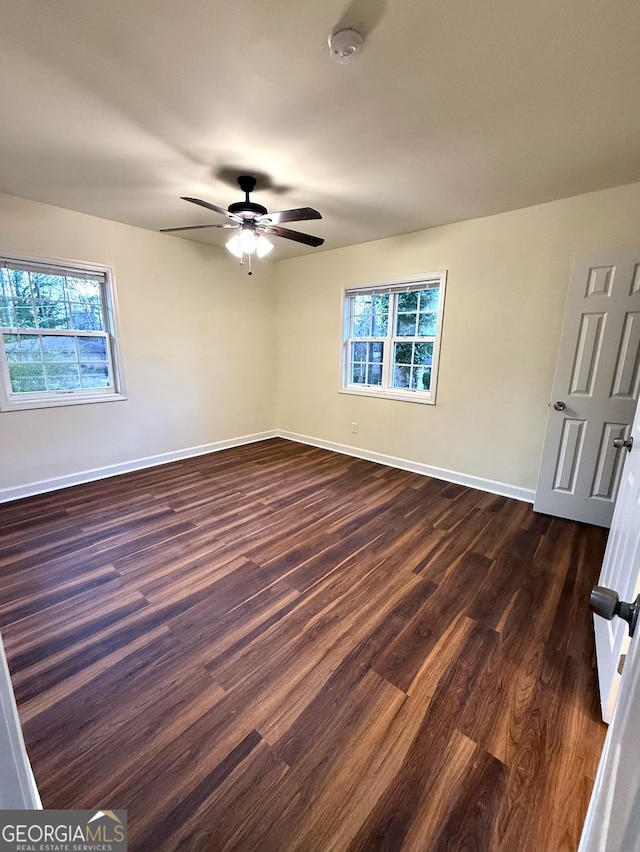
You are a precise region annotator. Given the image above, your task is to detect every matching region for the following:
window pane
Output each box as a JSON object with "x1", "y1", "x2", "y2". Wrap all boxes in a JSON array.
[
  {"x1": 70, "y1": 302, "x2": 105, "y2": 331},
  {"x1": 372, "y1": 309, "x2": 388, "y2": 337},
  {"x1": 9, "y1": 363, "x2": 47, "y2": 393},
  {"x1": 0, "y1": 268, "x2": 13, "y2": 300},
  {"x1": 80, "y1": 363, "x2": 110, "y2": 388},
  {"x1": 366, "y1": 342, "x2": 382, "y2": 360},
  {"x1": 370, "y1": 342, "x2": 384, "y2": 363},
  {"x1": 0, "y1": 272, "x2": 15, "y2": 327},
  {"x1": 7, "y1": 269, "x2": 31, "y2": 301},
  {"x1": 353, "y1": 341, "x2": 367, "y2": 361},
  {"x1": 393, "y1": 365, "x2": 411, "y2": 388},
  {"x1": 78, "y1": 336, "x2": 108, "y2": 361},
  {"x1": 414, "y1": 367, "x2": 431, "y2": 390},
  {"x1": 37, "y1": 304, "x2": 70, "y2": 329},
  {"x1": 396, "y1": 313, "x2": 417, "y2": 336},
  {"x1": 66, "y1": 277, "x2": 101, "y2": 302},
  {"x1": 45, "y1": 363, "x2": 81, "y2": 390},
  {"x1": 372, "y1": 293, "x2": 388, "y2": 311},
  {"x1": 4, "y1": 334, "x2": 41, "y2": 362},
  {"x1": 367, "y1": 363, "x2": 382, "y2": 385},
  {"x1": 353, "y1": 312, "x2": 372, "y2": 337},
  {"x1": 372, "y1": 295, "x2": 389, "y2": 336},
  {"x1": 418, "y1": 289, "x2": 439, "y2": 311},
  {"x1": 413, "y1": 366, "x2": 431, "y2": 390},
  {"x1": 30, "y1": 273, "x2": 66, "y2": 302},
  {"x1": 352, "y1": 294, "x2": 389, "y2": 338},
  {"x1": 418, "y1": 312, "x2": 438, "y2": 336},
  {"x1": 4, "y1": 331, "x2": 114, "y2": 394},
  {"x1": 351, "y1": 362, "x2": 365, "y2": 384},
  {"x1": 353, "y1": 295, "x2": 371, "y2": 313},
  {"x1": 414, "y1": 342, "x2": 434, "y2": 365},
  {"x1": 42, "y1": 336, "x2": 77, "y2": 362},
  {"x1": 353, "y1": 295, "x2": 372, "y2": 328},
  {"x1": 349, "y1": 341, "x2": 384, "y2": 386},
  {"x1": 15, "y1": 304, "x2": 37, "y2": 328},
  {"x1": 391, "y1": 341, "x2": 434, "y2": 392},
  {"x1": 397, "y1": 292, "x2": 418, "y2": 311},
  {"x1": 394, "y1": 342, "x2": 413, "y2": 364}
]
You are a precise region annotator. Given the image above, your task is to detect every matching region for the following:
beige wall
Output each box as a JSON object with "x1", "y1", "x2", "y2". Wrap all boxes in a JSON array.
[
  {"x1": 0, "y1": 193, "x2": 276, "y2": 492},
  {"x1": 274, "y1": 181, "x2": 640, "y2": 492},
  {"x1": 3, "y1": 181, "x2": 640, "y2": 497}
]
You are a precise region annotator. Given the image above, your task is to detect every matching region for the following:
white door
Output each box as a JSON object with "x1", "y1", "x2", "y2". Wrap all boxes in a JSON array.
[
  {"x1": 593, "y1": 400, "x2": 640, "y2": 722},
  {"x1": 579, "y1": 585, "x2": 640, "y2": 852},
  {"x1": 535, "y1": 249, "x2": 640, "y2": 527}
]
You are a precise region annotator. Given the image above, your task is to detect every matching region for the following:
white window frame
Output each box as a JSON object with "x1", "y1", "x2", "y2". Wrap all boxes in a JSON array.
[
  {"x1": 340, "y1": 272, "x2": 447, "y2": 405},
  {"x1": 0, "y1": 253, "x2": 127, "y2": 412}
]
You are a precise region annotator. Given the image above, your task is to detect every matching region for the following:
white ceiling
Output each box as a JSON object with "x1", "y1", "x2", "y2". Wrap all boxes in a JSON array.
[{"x1": 1, "y1": 0, "x2": 640, "y2": 260}]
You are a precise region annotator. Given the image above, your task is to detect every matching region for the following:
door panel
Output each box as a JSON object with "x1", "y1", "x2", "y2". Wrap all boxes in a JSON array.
[
  {"x1": 611, "y1": 311, "x2": 640, "y2": 398},
  {"x1": 569, "y1": 312, "x2": 605, "y2": 395},
  {"x1": 535, "y1": 250, "x2": 640, "y2": 526},
  {"x1": 586, "y1": 264, "x2": 615, "y2": 296},
  {"x1": 553, "y1": 418, "x2": 584, "y2": 491},
  {"x1": 591, "y1": 423, "x2": 628, "y2": 500}
]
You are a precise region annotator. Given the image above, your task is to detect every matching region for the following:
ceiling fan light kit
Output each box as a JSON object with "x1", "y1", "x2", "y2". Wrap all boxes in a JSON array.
[
  {"x1": 161, "y1": 175, "x2": 323, "y2": 274},
  {"x1": 226, "y1": 226, "x2": 274, "y2": 260}
]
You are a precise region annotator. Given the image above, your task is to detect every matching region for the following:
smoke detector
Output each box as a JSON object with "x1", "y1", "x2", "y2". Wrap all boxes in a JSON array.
[{"x1": 328, "y1": 27, "x2": 365, "y2": 63}]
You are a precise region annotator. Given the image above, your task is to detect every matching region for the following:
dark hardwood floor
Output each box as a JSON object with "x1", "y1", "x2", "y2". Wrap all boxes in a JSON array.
[{"x1": 0, "y1": 438, "x2": 608, "y2": 851}]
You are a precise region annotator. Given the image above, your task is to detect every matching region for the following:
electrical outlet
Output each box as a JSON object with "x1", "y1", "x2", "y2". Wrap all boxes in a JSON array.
[{"x1": 351, "y1": 421, "x2": 358, "y2": 434}]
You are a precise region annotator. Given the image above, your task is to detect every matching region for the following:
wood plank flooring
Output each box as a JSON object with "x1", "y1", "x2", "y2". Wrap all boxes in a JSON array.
[{"x1": 0, "y1": 438, "x2": 608, "y2": 851}]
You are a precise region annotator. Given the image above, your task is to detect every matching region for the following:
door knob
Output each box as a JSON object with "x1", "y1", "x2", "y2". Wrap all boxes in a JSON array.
[
  {"x1": 553, "y1": 401, "x2": 566, "y2": 411},
  {"x1": 590, "y1": 586, "x2": 640, "y2": 637},
  {"x1": 612, "y1": 436, "x2": 633, "y2": 452}
]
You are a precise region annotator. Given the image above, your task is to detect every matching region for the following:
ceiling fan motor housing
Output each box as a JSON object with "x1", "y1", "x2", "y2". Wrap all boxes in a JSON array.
[
  {"x1": 228, "y1": 200, "x2": 268, "y2": 217},
  {"x1": 229, "y1": 175, "x2": 267, "y2": 218}
]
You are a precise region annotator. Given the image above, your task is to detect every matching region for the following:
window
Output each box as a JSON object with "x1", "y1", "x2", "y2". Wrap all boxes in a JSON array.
[
  {"x1": 341, "y1": 273, "x2": 446, "y2": 404},
  {"x1": 0, "y1": 255, "x2": 126, "y2": 411}
]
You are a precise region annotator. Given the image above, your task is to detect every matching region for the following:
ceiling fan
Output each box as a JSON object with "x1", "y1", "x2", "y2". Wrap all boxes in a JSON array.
[{"x1": 161, "y1": 175, "x2": 324, "y2": 273}]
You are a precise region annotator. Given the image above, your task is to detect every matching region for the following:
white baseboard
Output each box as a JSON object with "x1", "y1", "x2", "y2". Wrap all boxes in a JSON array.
[
  {"x1": 0, "y1": 430, "x2": 278, "y2": 504},
  {"x1": 0, "y1": 428, "x2": 534, "y2": 505},
  {"x1": 277, "y1": 430, "x2": 535, "y2": 504}
]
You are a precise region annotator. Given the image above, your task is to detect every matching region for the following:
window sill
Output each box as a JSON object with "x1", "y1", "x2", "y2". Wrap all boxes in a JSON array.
[
  {"x1": 339, "y1": 387, "x2": 435, "y2": 405},
  {"x1": 0, "y1": 392, "x2": 128, "y2": 413}
]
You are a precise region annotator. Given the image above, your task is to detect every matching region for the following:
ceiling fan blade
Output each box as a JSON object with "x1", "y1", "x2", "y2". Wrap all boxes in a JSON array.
[
  {"x1": 263, "y1": 225, "x2": 324, "y2": 247},
  {"x1": 259, "y1": 207, "x2": 322, "y2": 225},
  {"x1": 181, "y1": 197, "x2": 243, "y2": 222},
  {"x1": 160, "y1": 223, "x2": 239, "y2": 233}
]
